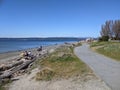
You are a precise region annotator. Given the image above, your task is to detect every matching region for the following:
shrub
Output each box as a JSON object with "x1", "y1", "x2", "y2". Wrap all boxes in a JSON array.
[{"x1": 99, "y1": 36, "x2": 109, "y2": 41}]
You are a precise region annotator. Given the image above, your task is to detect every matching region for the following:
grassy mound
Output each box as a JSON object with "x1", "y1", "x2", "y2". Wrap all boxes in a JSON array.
[{"x1": 36, "y1": 45, "x2": 91, "y2": 81}]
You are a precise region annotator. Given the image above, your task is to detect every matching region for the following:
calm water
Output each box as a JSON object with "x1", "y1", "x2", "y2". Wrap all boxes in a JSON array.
[{"x1": 0, "y1": 38, "x2": 81, "y2": 53}]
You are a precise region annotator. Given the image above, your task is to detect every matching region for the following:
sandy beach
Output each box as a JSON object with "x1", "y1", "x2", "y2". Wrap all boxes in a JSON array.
[{"x1": 0, "y1": 45, "x2": 60, "y2": 64}]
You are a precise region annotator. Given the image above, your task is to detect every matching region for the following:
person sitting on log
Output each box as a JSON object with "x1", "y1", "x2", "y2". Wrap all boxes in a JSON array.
[
  {"x1": 37, "y1": 46, "x2": 42, "y2": 51},
  {"x1": 24, "y1": 51, "x2": 28, "y2": 56},
  {"x1": 28, "y1": 51, "x2": 34, "y2": 60}
]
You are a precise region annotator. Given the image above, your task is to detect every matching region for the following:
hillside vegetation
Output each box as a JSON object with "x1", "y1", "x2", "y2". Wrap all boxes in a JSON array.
[{"x1": 35, "y1": 45, "x2": 92, "y2": 81}]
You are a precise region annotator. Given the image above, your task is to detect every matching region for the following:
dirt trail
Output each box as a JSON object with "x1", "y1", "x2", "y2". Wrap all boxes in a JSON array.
[{"x1": 9, "y1": 68, "x2": 110, "y2": 90}]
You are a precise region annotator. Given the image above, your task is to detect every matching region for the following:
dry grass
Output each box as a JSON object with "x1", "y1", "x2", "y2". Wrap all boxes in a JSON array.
[
  {"x1": 0, "y1": 79, "x2": 11, "y2": 90},
  {"x1": 36, "y1": 67, "x2": 55, "y2": 81},
  {"x1": 90, "y1": 41, "x2": 110, "y2": 47},
  {"x1": 97, "y1": 43, "x2": 120, "y2": 61},
  {"x1": 36, "y1": 45, "x2": 91, "y2": 81},
  {"x1": 91, "y1": 42, "x2": 120, "y2": 61},
  {"x1": 0, "y1": 85, "x2": 5, "y2": 90}
]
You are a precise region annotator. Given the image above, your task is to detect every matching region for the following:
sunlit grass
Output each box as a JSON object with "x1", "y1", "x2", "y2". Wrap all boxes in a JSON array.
[
  {"x1": 36, "y1": 45, "x2": 91, "y2": 81},
  {"x1": 91, "y1": 42, "x2": 120, "y2": 61},
  {"x1": 90, "y1": 41, "x2": 110, "y2": 47},
  {"x1": 97, "y1": 43, "x2": 120, "y2": 61}
]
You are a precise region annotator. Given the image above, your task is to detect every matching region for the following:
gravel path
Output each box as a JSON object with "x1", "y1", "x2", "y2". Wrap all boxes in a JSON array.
[{"x1": 74, "y1": 43, "x2": 120, "y2": 90}]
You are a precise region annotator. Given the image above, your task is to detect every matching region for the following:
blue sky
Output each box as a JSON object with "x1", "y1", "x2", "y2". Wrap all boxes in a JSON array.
[{"x1": 0, "y1": 0, "x2": 120, "y2": 38}]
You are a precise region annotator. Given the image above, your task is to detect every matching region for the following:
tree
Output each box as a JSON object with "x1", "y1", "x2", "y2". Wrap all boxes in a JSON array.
[
  {"x1": 100, "y1": 20, "x2": 120, "y2": 40},
  {"x1": 100, "y1": 20, "x2": 113, "y2": 38},
  {"x1": 113, "y1": 20, "x2": 120, "y2": 40}
]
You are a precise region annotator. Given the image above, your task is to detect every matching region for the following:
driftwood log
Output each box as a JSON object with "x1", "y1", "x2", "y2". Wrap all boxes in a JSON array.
[
  {"x1": 0, "y1": 60, "x2": 23, "y2": 71},
  {"x1": 0, "y1": 49, "x2": 49, "y2": 80},
  {"x1": 0, "y1": 57, "x2": 36, "y2": 80}
]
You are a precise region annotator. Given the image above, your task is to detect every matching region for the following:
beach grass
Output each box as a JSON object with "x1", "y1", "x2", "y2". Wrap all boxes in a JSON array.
[
  {"x1": 91, "y1": 42, "x2": 120, "y2": 61},
  {"x1": 0, "y1": 85, "x2": 5, "y2": 90},
  {"x1": 0, "y1": 79, "x2": 12, "y2": 90},
  {"x1": 35, "y1": 45, "x2": 91, "y2": 81}
]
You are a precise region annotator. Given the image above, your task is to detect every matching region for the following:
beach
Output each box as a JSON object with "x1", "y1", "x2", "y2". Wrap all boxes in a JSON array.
[
  {"x1": 0, "y1": 45, "x2": 60, "y2": 64},
  {"x1": 0, "y1": 43, "x2": 111, "y2": 90}
]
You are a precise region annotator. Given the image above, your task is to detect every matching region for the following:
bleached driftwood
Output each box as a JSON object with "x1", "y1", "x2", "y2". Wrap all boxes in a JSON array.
[
  {"x1": 0, "y1": 49, "x2": 49, "y2": 80},
  {"x1": 0, "y1": 57, "x2": 36, "y2": 79},
  {"x1": 0, "y1": 61, "x2": 23, "y2": 71}
]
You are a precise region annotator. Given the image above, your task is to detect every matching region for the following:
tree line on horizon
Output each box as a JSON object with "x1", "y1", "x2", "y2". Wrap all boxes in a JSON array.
[{"x1": 99, "y1": 20, "x2": 120, "y2": 41}]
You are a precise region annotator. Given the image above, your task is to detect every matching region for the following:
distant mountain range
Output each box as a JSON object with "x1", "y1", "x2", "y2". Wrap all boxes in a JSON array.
[{"x1": 0, "y1": 37, "x2": 88, "y2": 41}]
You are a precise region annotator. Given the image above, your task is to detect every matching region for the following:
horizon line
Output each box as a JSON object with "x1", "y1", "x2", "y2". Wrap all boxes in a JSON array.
[{"x1": 0, "y1": 37, "x2": 96, "y2": 38}]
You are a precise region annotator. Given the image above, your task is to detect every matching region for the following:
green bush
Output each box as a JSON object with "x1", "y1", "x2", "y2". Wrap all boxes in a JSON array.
[{"x1": 99, "y1": 36, "x2": 109, "y2": 41}]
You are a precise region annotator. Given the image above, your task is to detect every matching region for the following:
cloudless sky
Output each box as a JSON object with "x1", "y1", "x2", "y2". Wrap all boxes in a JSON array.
[{"x1": 0, "y1": 0, "x2": 120, "y2": 38}]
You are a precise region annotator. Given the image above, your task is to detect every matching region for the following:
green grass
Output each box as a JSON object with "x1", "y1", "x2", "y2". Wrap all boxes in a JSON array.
[
  {"x1": 97, "y1": 43, "x2": 120, "y2": 61},
  {"x1": 91, "y1": 42, "x2": 120, "y2": 61},
  {"x1": 35, "y1": 45, "x2": 91, "y2": 81},
  {"x1": 90, "y1": 41, "x2": 110, "y2": 47}
]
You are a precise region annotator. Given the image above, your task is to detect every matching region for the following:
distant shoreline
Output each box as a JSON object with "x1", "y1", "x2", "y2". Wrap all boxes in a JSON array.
[
  {"x1": 0, "y1": 45, "x2": 47, "y2": 54},
  {"x1": 0, "y1": 38, "x2": 81, "y2": 53}
]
